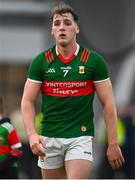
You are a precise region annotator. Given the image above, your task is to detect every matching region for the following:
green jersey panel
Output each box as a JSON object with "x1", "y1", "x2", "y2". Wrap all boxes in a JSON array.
[
  {"x1": 28, "y1": 45, "x2": 109, "y2": 138},
  {"x1": 28, "y1": 53, "x2": 45, "y2": 82},
  {"x1": 91, "y1": 51, "x2": 109, "y2": 82}
]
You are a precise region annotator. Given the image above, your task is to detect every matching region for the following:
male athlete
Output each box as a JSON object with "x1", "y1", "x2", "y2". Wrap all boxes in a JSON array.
[{"x1": 21, "y1": 2, "x2": 125, "y2": 179}]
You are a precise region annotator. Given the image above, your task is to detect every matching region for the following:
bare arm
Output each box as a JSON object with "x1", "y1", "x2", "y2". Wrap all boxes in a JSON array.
[
  {"x1": 95, "y1": 79, "x2": 125, "y2": 169},
  {"x1": 21, "y1": 80, "x2": 45, "y2": 156}
]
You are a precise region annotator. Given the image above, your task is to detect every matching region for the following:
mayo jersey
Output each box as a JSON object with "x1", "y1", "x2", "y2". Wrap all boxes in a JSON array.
[
  {"x1": 0, "y1": 118, "x2": 22, "y2": 167},
  {"x1": 28, "y1": 45, "x2": 109, "y2": 138}
]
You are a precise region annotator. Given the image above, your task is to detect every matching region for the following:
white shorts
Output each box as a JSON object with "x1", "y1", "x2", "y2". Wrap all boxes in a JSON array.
[{"x1": 38, "y1": 136, "x2": 93, "y2": 169}]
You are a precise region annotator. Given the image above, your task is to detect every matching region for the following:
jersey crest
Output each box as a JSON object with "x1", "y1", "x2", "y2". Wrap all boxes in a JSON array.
[{"x1": 79, "y1": 66, "x2": 85, "y2": 74}]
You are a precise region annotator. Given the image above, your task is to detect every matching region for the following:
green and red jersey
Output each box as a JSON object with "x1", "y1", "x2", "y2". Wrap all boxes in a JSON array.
[
  {"x1": 0, "y1": 118, "x2": 22, "y2": 167},
  {"x1": 28, "y1": 45, "x2": 109, "y2": 138}
]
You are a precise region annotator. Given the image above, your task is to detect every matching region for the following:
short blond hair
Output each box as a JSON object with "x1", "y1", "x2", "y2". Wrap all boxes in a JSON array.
[{"x1": 51, "y1": 2, "x2": 79, "y2": 24}]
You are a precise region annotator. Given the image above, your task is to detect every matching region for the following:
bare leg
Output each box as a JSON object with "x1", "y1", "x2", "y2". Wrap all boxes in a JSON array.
[
  {"x1": 41, "y1": 167, "x2": 66, "y2": 179},
  {"x1": 65, "y1": 159, "x2": 92, "y2": 179}
]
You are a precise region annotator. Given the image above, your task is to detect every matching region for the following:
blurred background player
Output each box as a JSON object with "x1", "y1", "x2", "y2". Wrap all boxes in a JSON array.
[{"x1": 0, "y1": 96, "x2": 23, "y2": 179}]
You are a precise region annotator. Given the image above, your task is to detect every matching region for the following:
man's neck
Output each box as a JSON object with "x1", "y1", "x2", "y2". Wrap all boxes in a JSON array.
[{"x1": 56, "y1": 43, "x2": 77, "y2": 58}]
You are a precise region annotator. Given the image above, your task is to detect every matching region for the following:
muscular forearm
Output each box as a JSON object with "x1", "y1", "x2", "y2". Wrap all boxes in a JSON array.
[
  {"x1": 21, "y1": 81, "x2": 45, "y2": 157},
  {"x1": 96, "y1": 80, "x2": 125, "y2": 169},
  {"x1": 103, "y1": 102, "x2": 118, "y2": 145},
  {"x1": 21, "y1": 98, "x2": 37, "y2": 137},
  {"x1": 21, "y1": 98, "x2": 45, "y2": 157},
  {"x1": 104, "y1": 103, "x2": 125, "y2": 169}
]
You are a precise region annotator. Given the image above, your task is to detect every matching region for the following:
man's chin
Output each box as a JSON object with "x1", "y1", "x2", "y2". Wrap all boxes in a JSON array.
[{"x1": 59, "y1": 40, "x2": 68, "y2": 47}]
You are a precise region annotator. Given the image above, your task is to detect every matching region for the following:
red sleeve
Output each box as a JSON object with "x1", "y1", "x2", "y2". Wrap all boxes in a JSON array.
[{"x1": 7, "y1": 129, "x2": 21, "y2": 146}]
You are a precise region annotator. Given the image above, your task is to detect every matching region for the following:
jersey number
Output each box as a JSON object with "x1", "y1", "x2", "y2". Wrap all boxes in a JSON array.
[{"x1": 63, "y1": 69, "x2": 69, "y2": 77}]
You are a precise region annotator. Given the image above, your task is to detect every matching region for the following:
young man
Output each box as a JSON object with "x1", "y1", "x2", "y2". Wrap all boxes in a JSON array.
[
  {"x1": 0, "y1": 96, "x2": 23, "y2": 179},
  {"x1": 21, "y1": 2, "x2": 125, "y2": 179}
]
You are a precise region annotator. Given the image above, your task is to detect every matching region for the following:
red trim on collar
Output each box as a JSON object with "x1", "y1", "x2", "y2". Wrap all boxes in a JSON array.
[{"x1": 58, "y1": 54, "x2": 76, "y2": 64}]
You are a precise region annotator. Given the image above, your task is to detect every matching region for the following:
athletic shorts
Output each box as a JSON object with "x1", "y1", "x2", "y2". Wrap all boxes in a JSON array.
[{"x1": 38, "y1": 136, "x2": 93, "y2": 169}]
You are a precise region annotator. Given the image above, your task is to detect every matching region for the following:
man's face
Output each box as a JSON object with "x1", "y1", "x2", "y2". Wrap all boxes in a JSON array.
[{"x1": 51, "y1": 13, "x2": 79, "y2": 46}]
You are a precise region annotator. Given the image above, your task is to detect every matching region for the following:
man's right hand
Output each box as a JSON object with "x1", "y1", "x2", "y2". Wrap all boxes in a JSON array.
[
  {"x1": 107, "y1": 143, "x2": 125, "y2": 170},
  {"x1": 29, "y1": 133, "x2": 46, "y2": 157}
]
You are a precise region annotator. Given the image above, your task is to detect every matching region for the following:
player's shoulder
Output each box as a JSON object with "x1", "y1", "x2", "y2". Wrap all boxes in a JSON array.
[
  {"x1": 79, "y1": 45, "x2": 101, "y2": 63},
  {"x1": 80, "y1": 45, "x2": 102, "y2": 57},
  {"x1": 79, "y1": 45, "x2": 91, "y2": 63},
  {"x1": 84, "y1": 45, "x2": 105, "y2": 59},
  {"x1": 32, "y1": 46, "x2": 55, "y2": 63},
  {"x1": 0, "y1": 118, "x2": 14, "y2": 133},
  {"x1": 44, "y1": 46, "x2": 55, "y2": 63},
  {"x1": 79, "y1": 45, "x2": 107, "y2": 68}
]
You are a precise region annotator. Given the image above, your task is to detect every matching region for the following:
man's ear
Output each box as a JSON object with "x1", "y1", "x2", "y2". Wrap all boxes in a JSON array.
[{"x1": 76, "y1": 26, "x2": 80, "y2": 34}]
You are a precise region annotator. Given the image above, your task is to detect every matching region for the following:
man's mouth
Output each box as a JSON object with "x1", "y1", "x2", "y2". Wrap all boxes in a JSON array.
[{"x1": 59, "y1": 34, "x2": 66, "y2": 37}]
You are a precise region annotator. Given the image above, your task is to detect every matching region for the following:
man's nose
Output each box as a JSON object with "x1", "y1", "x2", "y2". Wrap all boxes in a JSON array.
[{"x1": 59, "y1": 22, "x2": 65, "y2": 30}]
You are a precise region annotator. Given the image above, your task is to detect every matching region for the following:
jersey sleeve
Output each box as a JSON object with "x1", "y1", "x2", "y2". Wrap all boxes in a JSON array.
[
  {"x1": 92, "y1": 51, "x2": 109, "y2": 83},
  {"x1": 28, "y1": 52, "x2": 45, "y2": 82},
  {"x1": 7, "y1": 129, "x2": 22, "y2": 148},
  {"x1": 2, "y1": 122, "x2": 22, "y2": 148}
]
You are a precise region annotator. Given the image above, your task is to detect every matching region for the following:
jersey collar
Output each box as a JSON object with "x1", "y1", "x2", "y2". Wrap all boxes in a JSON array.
[{"x1": 55, "y1": 44, "x2": 80, "y2": 63}]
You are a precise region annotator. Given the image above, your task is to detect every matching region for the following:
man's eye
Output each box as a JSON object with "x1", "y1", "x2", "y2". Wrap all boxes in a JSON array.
[
  {"x1": 54, "y1": 21, "x2": 60, "y2": 26},
  {"x1": 64, "y1": 20, "x2": 72, "y2": 25}
]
